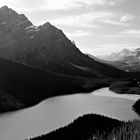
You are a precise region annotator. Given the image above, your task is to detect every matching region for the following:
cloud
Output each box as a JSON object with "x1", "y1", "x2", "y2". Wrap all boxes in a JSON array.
[
  {"x1": 49, "y1": 17, "x2": 98, "y2": 29},
  {"x1": 120, "y1": 14, "x2": 136, "y2": 22},
  {"x1": 65, "y1": 30, "x2": 91, "y2": 37},
  {"x1": 121, "y1": 29, "x2": 140, "y2": 34},
  {"x1": 0, "y1": 0, "x2": 122, "y2": 11},
  {"x1": 95, "y1": 12, "x2": 136, "y2": 26},
  {"x1": 98, "y1": 19, "x2": 127, "y2": 26},
  {"x1": 99, "y1": 31, "x2": 140, "y2": 41},
  {"x1": 40, "y1": 0, "x2": 116, "y2": 10},
  {"x1": 0, "y1": 0, "x2": 46, "y2": 9},
  {"x1": 0, "y1": 0, "x2": 126, "y2": 29},
  {"x1": 119, "y1": 29, "x2": 140, "y2": 39},
  {"x1": 1, "y1": 0, "x2": 139, "y2": 56},
  {"x1": 49, "y1": 11, "x2": 114, "y2": 29},
  {"x1": 92, "y1": 11, "x2": 129, "y2": 26}
]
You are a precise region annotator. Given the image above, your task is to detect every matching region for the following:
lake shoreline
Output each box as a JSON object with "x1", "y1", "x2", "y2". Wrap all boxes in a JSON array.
[
  {"x1": 93, "y1": 88, "x2": 140, "y2": 101},
  {"x1": 0, "y1": 87, "x2": 139, "y2": 140}
]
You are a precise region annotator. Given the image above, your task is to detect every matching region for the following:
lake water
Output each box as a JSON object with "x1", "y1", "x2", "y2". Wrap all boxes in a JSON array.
[{"x1": 0, "y1": 88, "x2": 139, "y2": 140}]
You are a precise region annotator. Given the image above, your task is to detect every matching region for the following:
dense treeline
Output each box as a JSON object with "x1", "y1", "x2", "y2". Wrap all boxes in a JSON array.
[
  {"x1": 29, "y1": 114, "x2": 122, "y2": 140},
  {"x1": 89, "y1": 120, "x2": 140, "y2": 140},
  {"x1": 28, "y1": 114, "x2": 140, "y2": 140},
  {"x1": 133, "y1": 99, "x2": 140, "y2": 116},
  {"x1": 109, "y1": 80, "x2": 140, "y2": 95}
]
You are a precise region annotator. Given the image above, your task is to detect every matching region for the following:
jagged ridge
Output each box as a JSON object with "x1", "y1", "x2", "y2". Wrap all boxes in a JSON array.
[{"x1": 0, "y1": 6, "x2": 129, "y2": 79}]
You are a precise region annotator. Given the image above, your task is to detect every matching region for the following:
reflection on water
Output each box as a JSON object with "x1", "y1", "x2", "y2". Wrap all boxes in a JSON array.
[{"x1": 0, "y1": 88, "x2": 139, "y2": 140}]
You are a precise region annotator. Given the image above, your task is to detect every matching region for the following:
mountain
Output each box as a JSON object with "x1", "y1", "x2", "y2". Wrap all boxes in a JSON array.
[
  {"x1": 0, "y1": 57, "x2": 90, "y2": 112},
  {"x1": 0, "y1": 6, "x2": 90, "y2": 77},
  {"x1": 0, "y1": 6, "x2": 140, "y2": 112},
  {"x1": 97, "y1": 48, "x2": 140, "y2": 72},
  {"x1": 0, "y1": 6, "x2": 129, "y2": 79}
]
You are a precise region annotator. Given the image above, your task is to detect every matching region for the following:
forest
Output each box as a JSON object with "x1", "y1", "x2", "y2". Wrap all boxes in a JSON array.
[
  {"x1": 28, "y1": 114, "x2": 140, "y2": 140},
  {"x1": 109, "y1": 80, "x2": 140, "y2": 95}
]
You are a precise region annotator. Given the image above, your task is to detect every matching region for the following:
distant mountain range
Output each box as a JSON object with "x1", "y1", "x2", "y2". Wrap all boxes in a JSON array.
[{"x1": 97, "y1": 48, "x2": 140, "y2": 72}]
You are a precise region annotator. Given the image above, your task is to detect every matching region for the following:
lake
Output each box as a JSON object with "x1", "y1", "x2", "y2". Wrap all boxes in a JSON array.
[{"x1": 0, "y1": 88, "x2": 139, "y2": 140}]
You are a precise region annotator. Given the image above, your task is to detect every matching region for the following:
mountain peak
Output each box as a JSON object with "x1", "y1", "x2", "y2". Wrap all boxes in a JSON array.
[
  {"x1": 0, "y1": 6, "x2": 32, "y2": 30},
  {"x1": 40, "y1": 21, "x2": 67, "y2": 40},
  {"x1": 1, "y1": 5, "x2": 9, "y2": 9},
  {"x1": 44, "y1": 22, "x2": 52, "y2": 26},
  {"x1": 42, "y1": 22, "x2": 56, "y2": 30},
  {"x1": 121, "y1": 48, "x2": 131, "y2": 53},
  {"x1": 0, "y1": 5, "x2": 15, "y2": 14}
]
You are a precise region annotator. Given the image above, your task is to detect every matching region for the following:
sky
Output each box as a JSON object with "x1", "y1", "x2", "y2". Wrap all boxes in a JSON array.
[{"x1": 0, "y1": 0, "x2": 140, "y2": 55}]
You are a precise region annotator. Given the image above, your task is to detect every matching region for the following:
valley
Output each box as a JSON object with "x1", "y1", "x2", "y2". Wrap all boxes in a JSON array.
[
  {"x1": 0, "y1": 6, "x2": 139, "y2": 112},
  {"x1": 0, "y1": 88, "x2": 139, "y2": 140},
  {"x1": 0, "y1": 5, "x2": 140, "y2": 140}
]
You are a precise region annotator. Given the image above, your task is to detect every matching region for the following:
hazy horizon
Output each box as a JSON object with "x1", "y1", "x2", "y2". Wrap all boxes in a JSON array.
[{"x1": 1, "y1": 0, "x2": 140, "y2": 55}]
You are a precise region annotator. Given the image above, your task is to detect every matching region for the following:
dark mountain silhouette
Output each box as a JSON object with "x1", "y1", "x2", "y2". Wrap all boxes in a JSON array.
[
  {"x1": 0, "y1": 6, "x2": 130, "y2": 79},
  {"x1": 0, "y1": 57, "x2": 93, "y2": 112},
  {"x1": 0, "y1": 6, "x2": 140, "y2": 112}
]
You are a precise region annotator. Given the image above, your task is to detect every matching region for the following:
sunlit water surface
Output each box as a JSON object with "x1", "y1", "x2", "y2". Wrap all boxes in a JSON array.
[{"x1": 0, "y1": 88, "x2": 139, "y2": 140}]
